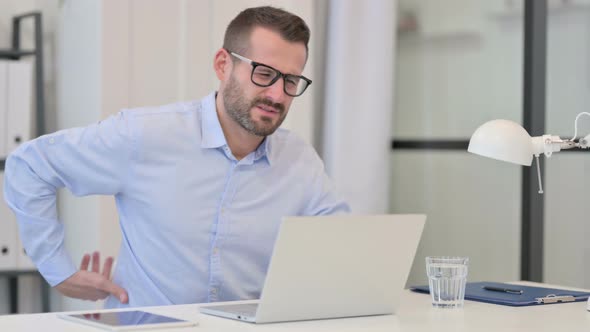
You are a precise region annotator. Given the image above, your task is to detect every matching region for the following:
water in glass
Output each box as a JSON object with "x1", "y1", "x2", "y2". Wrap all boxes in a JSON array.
[{"x1": 426, "y1": 257, "x2": 469, "y2": 308}]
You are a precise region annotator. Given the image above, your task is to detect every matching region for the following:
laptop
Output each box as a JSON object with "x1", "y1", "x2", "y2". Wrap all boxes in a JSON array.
[{"x1": 199, "y1": 214, "x2": 426, "y2": 324}]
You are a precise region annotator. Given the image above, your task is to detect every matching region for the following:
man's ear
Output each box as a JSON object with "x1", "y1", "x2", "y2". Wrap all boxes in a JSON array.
[{"x1": 213, "y1": 48, "x2": 232, "y2": 81}]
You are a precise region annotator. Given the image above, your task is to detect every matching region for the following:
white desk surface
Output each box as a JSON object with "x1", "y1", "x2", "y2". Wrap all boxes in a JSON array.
[{"x1": 1, "y1": 282, "x2": 589, "y2": 332}]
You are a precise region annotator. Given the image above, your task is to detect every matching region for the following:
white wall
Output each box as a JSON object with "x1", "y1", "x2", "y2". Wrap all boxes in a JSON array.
[
  {"x1": 322, "y1": 0, "x2": 396, "y2": 214},
  {"x1": 100, "y1": 0, "x2": 316, "y2": 143},
  {"x1": 55, "y1": 0, "x2": 103, "y2": 312},
  {"x1": 395, "y1": 0, "x2": 523, "y2": 139}
]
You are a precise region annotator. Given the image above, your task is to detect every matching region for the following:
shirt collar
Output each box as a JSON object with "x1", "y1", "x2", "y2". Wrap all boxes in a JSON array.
[
  {"x1": 200, "y1": 92, "x2": 228, "y2": 149},
  {"x1": 255, "y1": 137, "x2": 273, "y2": 166},
  {"x1": 200, "y1": 91, "x2": 274, "y2": 166}
]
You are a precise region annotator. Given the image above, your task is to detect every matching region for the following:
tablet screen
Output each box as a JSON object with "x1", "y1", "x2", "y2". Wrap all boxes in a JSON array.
[{"x1": 63, "y1": 310, "x2": 192, "y2": 328}]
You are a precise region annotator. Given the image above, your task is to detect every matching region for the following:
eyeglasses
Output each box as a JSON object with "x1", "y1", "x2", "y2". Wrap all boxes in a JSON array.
[{"x1": 227, "y1": 50, "x2": 312, "y2": 97}]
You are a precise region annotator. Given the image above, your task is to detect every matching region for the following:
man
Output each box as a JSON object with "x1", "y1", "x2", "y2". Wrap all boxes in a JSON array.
[{"x1": 3, "y1": 6, "x2": 349, "y2": 309}]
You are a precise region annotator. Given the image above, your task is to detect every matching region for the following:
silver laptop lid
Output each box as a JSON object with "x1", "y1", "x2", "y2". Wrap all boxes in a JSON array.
[{"x1": 255, "y1": 214, "x2": 426, "y2": 323}]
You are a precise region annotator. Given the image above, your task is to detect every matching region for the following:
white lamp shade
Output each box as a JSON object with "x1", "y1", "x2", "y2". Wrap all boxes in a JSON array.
[{"x1": 468, "y1": 119, "x2": 534, "y2": 166}]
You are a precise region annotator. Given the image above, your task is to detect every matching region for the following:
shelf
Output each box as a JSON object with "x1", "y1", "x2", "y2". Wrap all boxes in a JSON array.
[{"x1": 0, "y1": 49, "x2": 35, "y2": 60}]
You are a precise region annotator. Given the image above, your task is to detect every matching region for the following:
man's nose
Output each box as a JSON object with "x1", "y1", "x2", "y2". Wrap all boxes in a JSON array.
[{"x1": 264, "y1": 77, "x2": 288, "y2": 102}]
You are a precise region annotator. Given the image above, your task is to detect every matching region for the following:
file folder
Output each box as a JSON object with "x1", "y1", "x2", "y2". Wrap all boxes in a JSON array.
[
  {"x1": 0, "y1": 61, "x2": 7, "y2": 158},
  {"x1": 6, "y1": 60, "x2": 34, "y2": 154},
  {"x1": 411, "y1": 281, "x2": 590, "y2": 306},
  {"x1": 16, "y1": 232, "x2": 36, "y2": 270}
]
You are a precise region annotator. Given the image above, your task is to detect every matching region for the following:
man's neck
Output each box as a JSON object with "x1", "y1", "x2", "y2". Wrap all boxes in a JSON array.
[{"x1": 215, "y1": 94, "x2": 264, "y2": 160}]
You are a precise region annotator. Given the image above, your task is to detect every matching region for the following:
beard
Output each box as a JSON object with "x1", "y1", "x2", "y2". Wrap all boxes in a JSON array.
[{"x1": 222, "y1": 73, "x2": 287, "y2": 137}]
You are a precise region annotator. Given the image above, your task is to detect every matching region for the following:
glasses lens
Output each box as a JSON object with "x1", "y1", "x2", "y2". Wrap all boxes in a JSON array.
[
  {"x1": 252, "y1": 65, "x2": 279, "y2": 86},
  {"x1": 283, "y1": 75, "x2": 303, "y2": 96}
]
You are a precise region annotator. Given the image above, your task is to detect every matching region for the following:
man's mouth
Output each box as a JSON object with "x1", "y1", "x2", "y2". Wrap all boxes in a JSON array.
[{"x1": 256, "y1": 104, "x2": 280, "y2": 114}]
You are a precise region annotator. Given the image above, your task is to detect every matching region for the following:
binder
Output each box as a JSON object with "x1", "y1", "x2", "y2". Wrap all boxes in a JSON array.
[
  {"x1": 0, "y1": 61, "x2": 7, "y2": 158},
  {"x1": 0, "y1": 172, "x2": 18, "y2": 270},
  {"x1": 16, "y1": 232, "x2": 36, "y2": 270},
  {"x1": 411, "y1": 281, "x2": 590, "y2": 306},
  {"x1": 6, "y1": 60, "x2": 34, "y2": 154}
]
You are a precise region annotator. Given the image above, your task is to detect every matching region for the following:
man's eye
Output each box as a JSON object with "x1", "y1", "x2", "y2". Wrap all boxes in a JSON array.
[
  {"x1": 286, "y1": 77, "x2": 300, "y2": 86},
  {"x1": 255, "y1": 68, "x2": 274, "y2": 77}
]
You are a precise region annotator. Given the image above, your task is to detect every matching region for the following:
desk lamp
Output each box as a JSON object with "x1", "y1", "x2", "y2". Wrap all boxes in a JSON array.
[
  {"x1": 467, "y1": 113, "x2": 590, "y2": 192},
  {"x1": 467, "y1": 112, "x2": 590, "y2": 310}
]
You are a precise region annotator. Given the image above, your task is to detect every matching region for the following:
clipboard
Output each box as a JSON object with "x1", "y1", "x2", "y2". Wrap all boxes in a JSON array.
[{"x1": 410, "y1": 281, "x2": 590, "y2": 306}]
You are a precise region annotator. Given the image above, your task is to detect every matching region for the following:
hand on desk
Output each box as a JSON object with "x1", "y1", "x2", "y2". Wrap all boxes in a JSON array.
[{"x1": 55, "y1": 251, "x2": 129, "y2": 304}]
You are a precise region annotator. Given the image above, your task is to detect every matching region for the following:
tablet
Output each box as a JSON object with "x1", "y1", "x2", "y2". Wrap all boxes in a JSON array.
[{"x1": 57, "y1": 310, "x2": 197, "y2": 331}]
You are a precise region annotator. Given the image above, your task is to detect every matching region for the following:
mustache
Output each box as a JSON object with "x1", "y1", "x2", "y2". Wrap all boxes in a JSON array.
[{"x1": 251, "y1": 97, "x2": 285, "y2": 113}]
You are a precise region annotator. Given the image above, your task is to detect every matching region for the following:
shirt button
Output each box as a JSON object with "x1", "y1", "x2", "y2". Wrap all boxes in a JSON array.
[
  {"x1": 49, "y1": 138, "x2": 55, "y2": 144},
  {"x1": 212, "y1": 247, "x2": 219, "y2": 255},
  {"x1": 210, "y1": 288, "x2": 217, "y2": 294}
]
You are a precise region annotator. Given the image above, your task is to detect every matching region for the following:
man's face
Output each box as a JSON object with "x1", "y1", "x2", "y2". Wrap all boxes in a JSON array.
[{"x1": 222, "y1": 27, "x2": 307, "y2": 137}]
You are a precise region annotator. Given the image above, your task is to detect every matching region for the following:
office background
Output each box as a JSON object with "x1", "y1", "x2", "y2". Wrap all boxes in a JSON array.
[{"x1": 0, "y1": 0, "x2": 588, "y2": 315}]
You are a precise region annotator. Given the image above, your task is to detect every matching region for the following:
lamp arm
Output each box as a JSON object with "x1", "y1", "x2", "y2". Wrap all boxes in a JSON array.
[
  {"x1": 571, "y1": 112, "x2": 590, "y2": 142},
  {"x1": 531, "y1": 134, "x2": 580, "y2": 158},
  {"x1": 532, "y1": 135, "x2": 564, "y2": 157},
  {"x1": 560, "y1": 139, "x2": 577, "y2": 150}
]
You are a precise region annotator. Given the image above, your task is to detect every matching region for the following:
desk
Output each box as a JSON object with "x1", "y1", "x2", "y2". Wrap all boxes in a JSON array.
[{"x1": 0, "y1": 282, "x2": 589, "y2": 331}]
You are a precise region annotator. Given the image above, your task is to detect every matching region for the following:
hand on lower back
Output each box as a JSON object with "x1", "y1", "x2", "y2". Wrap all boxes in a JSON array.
[{"x1": 55, "y1": 251, "x2": 129, "y2": 303}]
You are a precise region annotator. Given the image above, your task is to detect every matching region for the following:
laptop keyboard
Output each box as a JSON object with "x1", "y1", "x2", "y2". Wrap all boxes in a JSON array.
[{"x1": 213, "y1": 303, "x2": 259, "y2": 316}]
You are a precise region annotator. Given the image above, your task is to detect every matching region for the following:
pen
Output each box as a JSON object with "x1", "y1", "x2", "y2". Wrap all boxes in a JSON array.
[{"x1": 483, "y1": 286, "x2": 523, "y2": 295}]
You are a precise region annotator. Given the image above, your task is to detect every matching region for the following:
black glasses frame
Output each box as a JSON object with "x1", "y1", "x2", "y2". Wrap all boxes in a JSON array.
[{"x1": 226, "y1": 49, "x2": 312, "y2": 97}]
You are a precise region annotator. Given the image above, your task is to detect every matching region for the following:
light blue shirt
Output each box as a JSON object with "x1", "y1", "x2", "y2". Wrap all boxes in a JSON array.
[{"x1": 4, "y1": 92, "x2": 350, "y2": 308}]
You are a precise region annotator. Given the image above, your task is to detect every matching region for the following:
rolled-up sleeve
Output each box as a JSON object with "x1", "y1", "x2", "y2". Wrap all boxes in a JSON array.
[{"x1": 3, "y1": 111, "x2": 134, "y2": 286}]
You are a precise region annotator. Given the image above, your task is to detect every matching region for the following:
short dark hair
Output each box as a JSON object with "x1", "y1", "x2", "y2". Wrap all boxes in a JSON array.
[{"x1": 223, "y1": 6, "x2": 310, "y2": 57}]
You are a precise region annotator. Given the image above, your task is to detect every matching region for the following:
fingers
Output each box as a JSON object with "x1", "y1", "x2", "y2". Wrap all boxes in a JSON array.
[
  {"x1": 100, "y1": 280, "x2": 129, "y2": 304},
  {"x1": 80, "y1": 252, "x2": 116, "y2": 281},
  {"x1": 80, "y1": 254, "x2": 91, "y2": 270},
  {"x1": 102, "y1": 256, "x2": 114, "y2": 279},
  {"x1": 92, "y1": 251, "x2": 100, "y2": 273},
  {"x1": 56, "y1": 267, "x2": 128, "y2": 303}
]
